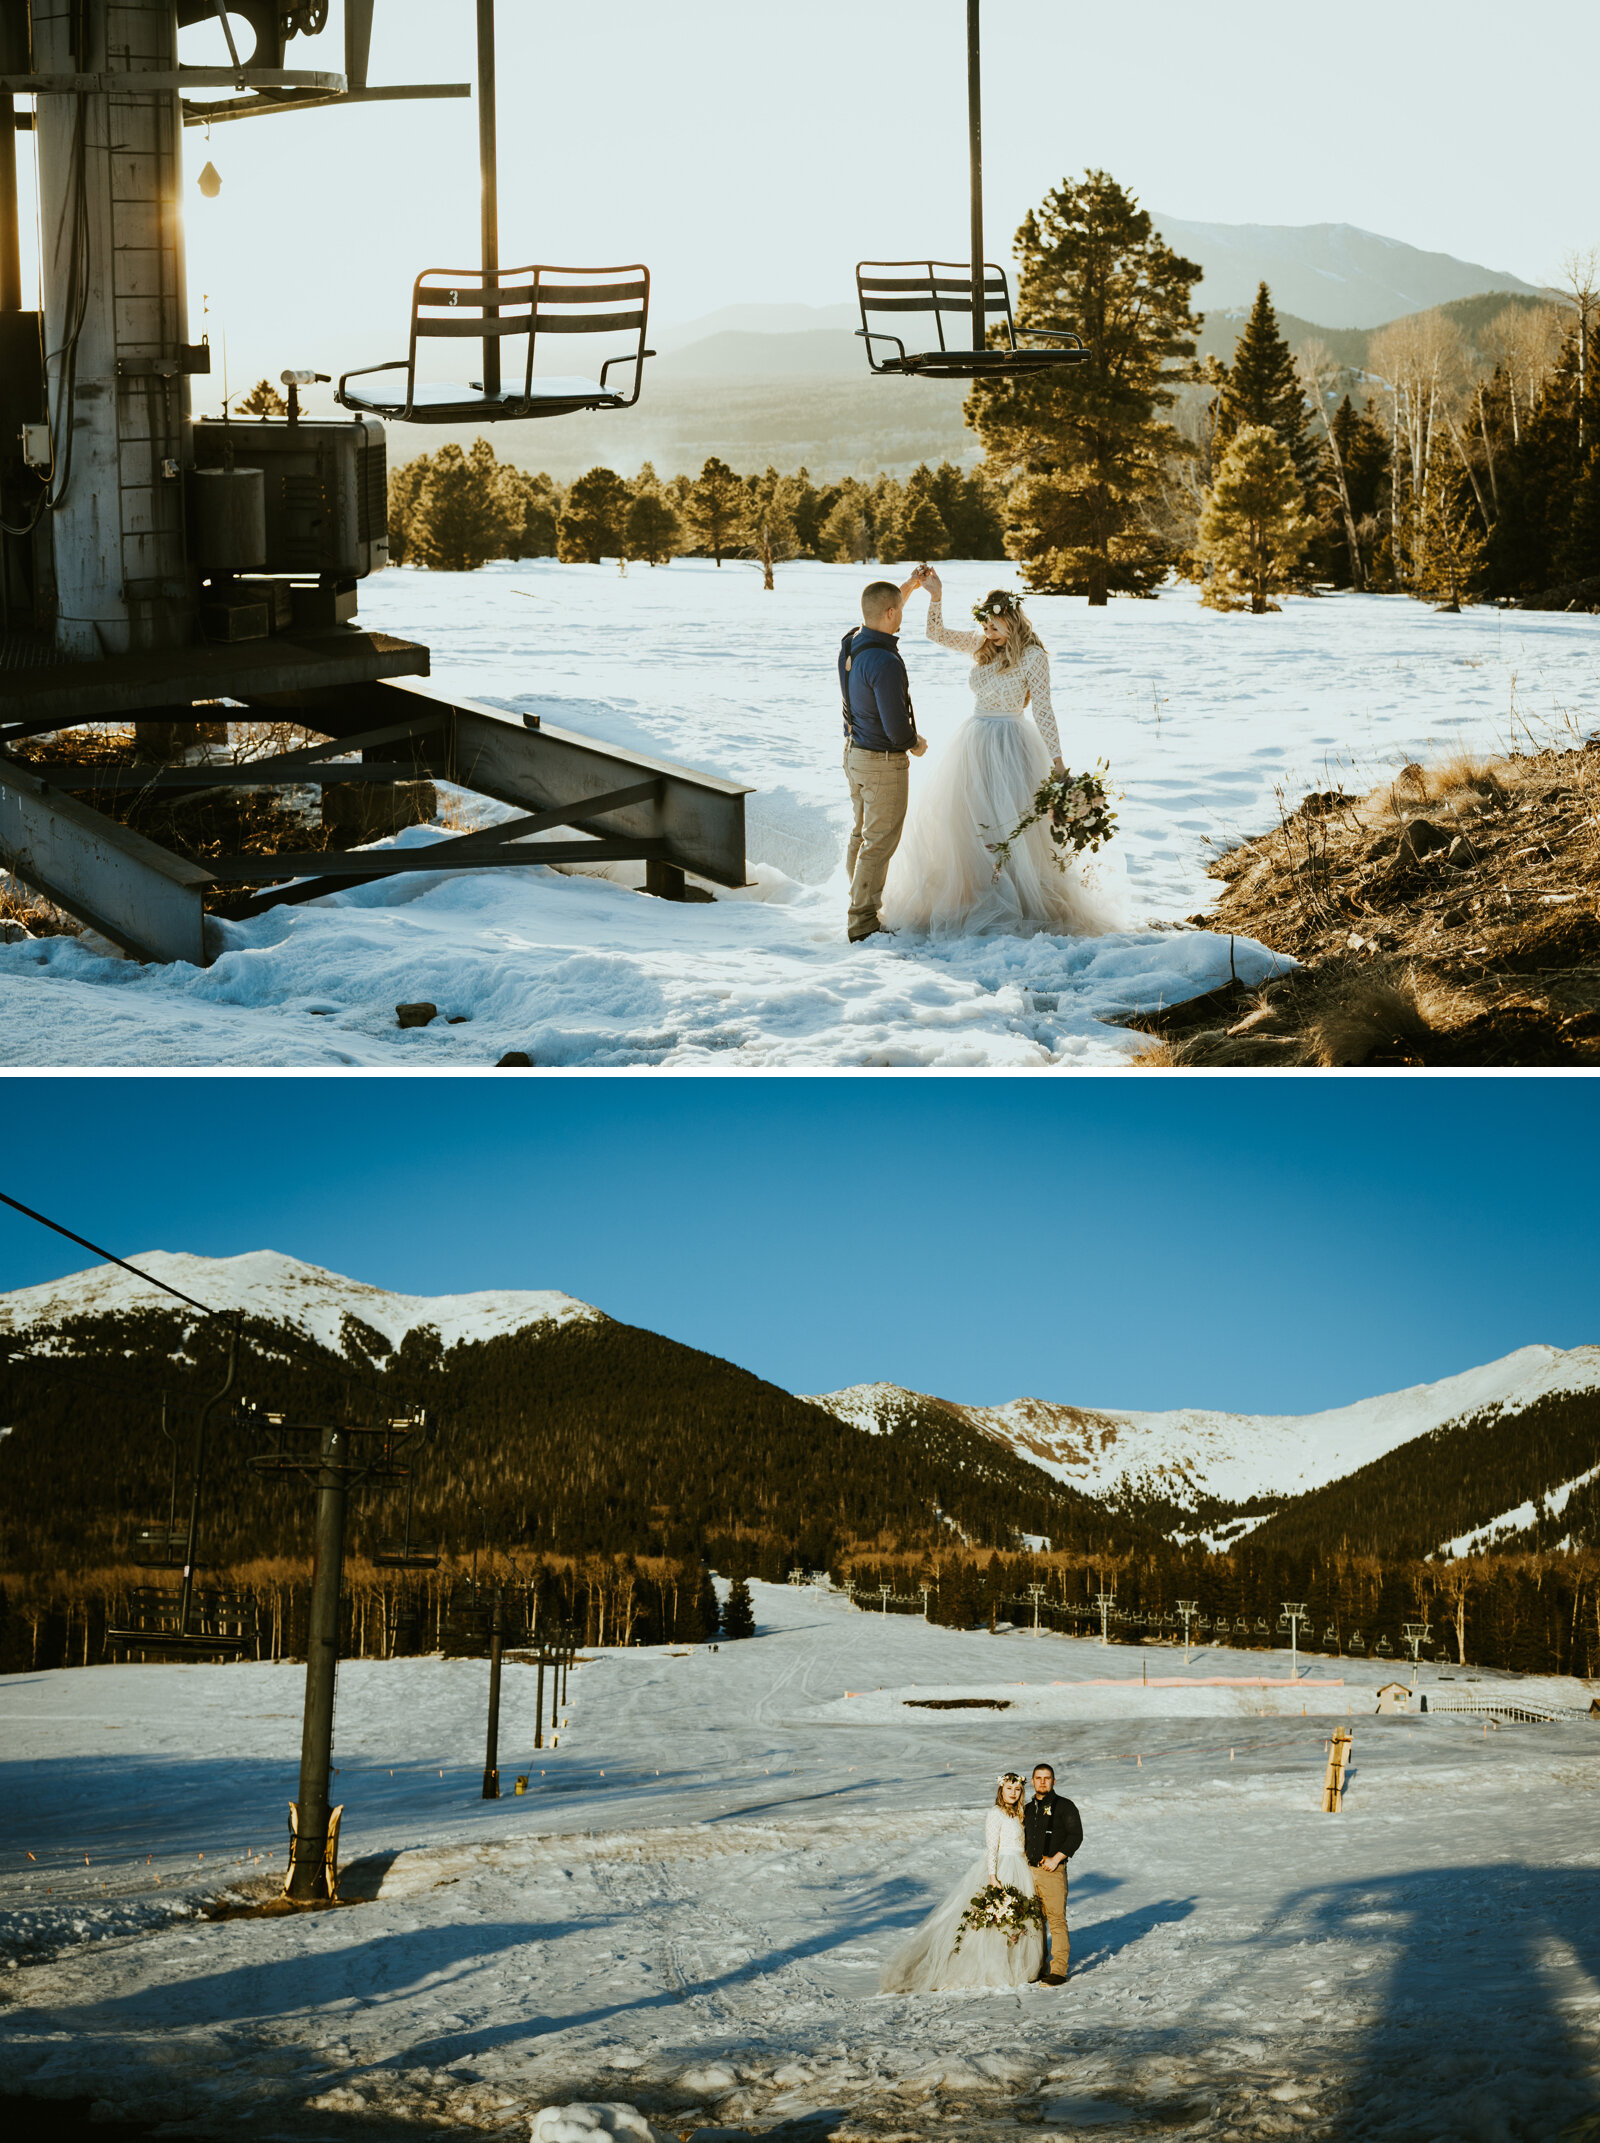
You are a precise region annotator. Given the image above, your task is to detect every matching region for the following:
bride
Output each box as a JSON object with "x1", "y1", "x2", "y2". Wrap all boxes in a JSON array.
[
  {"x1": 881, "y1": 569, "x2": 1126, "y2": 939},
  {"x1": 879, "y1": 1772, "x2": 1044, "y2": 1993}
]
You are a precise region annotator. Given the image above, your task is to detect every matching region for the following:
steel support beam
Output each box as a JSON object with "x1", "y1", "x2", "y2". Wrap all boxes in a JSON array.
[
  {"x1": 251, "y1": 677, "x2": 752, "y2": 890},
  {"x1": 0, "y1": 756, "x2": 211, "y2": 962}
]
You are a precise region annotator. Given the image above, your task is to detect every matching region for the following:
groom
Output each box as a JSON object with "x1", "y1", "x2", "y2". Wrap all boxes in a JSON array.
[
  {"x1": 1026, "y1": 1763, "x2": 1082, "y2": 1986},
  {"x1": 839, "y1": 572, "x2": 929, "y2": 943}
]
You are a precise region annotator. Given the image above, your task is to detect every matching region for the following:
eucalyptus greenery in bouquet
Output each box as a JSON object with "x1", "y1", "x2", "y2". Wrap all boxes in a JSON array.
[
  {"x1": 986, "y1": 762, "x2": 1118, "y2": 878},
  {"x1": 952, "y1": 1880, "x2": 1046, "y2": 1952}
]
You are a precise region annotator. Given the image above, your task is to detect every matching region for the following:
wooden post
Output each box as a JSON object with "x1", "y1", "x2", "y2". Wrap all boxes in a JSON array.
[{"x1": 1321, "y1": 1727, "x2": 1352, "y2": 1812}]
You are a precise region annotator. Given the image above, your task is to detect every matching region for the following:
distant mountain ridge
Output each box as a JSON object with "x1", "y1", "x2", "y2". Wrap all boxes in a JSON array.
[
  {"x1": 0, "y1": 1249, "x2": 599, "y2": 1358},
  {"x1": 1145, "y1": 217, "x2": 1538, "y2": 328},
  {"x1": 3, "y1": 1254, "x2": 1594, "y2": 1567},
  {"x1": 810, "y1": 1346, "x2": 1600, "y2": 1510}
]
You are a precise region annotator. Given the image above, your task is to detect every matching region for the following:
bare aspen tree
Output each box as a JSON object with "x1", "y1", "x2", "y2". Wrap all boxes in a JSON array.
[
  {"x1": 1553, "y1": 246, "x2": 1600, "y2": 461},
  {"x1": 1298, "y1": 338, "x2": 1365, "y2": 587}
]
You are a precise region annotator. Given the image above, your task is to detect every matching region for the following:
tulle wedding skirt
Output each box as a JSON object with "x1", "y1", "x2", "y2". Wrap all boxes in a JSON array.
[
  {"x1": 879, "y1": 1846, "x2": 1044, "y2": 1993},
  {"x1": 881, "y1": 714, "x2": 1127, "y2": 940}
]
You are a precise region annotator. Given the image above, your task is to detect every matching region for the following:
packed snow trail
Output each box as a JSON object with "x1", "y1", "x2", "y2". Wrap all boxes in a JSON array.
[
  {"x1": 4, "y1": 566, "x2": 1595, "y2": 1067},
  {"x1": 3, "y1": 1582, "x2": 1598, "y2": 2141}
]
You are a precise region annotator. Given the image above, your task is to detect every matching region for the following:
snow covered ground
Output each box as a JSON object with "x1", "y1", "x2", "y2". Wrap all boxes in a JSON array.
[
  {"x1": 3, "y1": 1581, "x2": 1598, "y2": 2141},
  {"x1": 4, "y1": 564, "x2": 1597, "y2": 1068}
]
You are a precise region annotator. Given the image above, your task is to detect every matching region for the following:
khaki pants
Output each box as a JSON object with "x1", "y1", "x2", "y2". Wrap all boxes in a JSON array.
[
  {"x1": 844, "y1": 742, "x2": 910, "y2": 940},
  {"x1": 1033, "y1": 1862, "x2": 1069, "y2": 1978}
]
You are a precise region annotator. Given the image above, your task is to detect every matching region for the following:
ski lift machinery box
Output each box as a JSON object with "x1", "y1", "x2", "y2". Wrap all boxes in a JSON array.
[{"x1": 191, "y1": 417, "x2": 389, "y2": 586}]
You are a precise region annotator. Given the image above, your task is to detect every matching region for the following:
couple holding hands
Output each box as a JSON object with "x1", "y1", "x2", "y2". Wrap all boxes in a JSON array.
[{"x1": 838, "y1": 569, "x2": 1124, "y2": 945}]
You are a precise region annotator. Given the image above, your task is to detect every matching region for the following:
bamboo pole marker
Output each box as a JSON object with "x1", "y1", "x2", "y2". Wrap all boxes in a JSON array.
[{"x1": 1321, "y1": 1728, "x2": 1353, "y2": 1811}]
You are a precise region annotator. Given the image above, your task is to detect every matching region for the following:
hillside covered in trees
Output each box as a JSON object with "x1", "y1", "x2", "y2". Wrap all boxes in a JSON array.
[{"x1": 1, "y1": 1287, "x2": 1596, "y2": 1683}]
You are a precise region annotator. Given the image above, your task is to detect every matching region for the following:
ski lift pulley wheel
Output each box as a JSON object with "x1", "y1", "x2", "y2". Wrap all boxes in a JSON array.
[
  {"x1": 855, "y1": 261, "x2": 1088, "y2": 380},
  {"x1": 335, "y1": 263, "x2": 656, "y2": 424}
]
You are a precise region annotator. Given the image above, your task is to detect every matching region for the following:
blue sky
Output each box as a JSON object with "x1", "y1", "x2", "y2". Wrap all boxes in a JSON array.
[{"x1": 1, "y1": 1077, "x2": 1594, "y2": 1416}]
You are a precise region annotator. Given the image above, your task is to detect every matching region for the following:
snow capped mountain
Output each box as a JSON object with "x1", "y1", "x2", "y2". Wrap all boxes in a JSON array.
[
  {"x1": 809, "y1": 1345, "x2": 1600, "y2": 1513},
  {"x1": 0, "y1": 1250, "x2": 601, "y2": 1357}
]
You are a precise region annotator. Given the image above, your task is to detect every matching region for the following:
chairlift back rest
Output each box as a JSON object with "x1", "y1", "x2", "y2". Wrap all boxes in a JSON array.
[
  {"x1": 412, "y1": 272, "x2": 649, "y2": 341},
  {"x1": 337, "y1": 264, "x2": 653, "y2": 423},
  {"x1": 857, "y1": 265, "x2": 1012, "y2": 319}
]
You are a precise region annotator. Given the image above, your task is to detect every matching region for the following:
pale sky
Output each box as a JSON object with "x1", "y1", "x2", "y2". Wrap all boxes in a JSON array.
[{"x1": 13, "y1": 0, "x2": 1597, "y2": 389}]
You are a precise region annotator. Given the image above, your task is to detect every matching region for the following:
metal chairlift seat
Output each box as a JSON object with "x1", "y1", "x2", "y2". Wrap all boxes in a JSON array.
[
  {"x1": 855, "y1": 261, "x2": 1087, "y2": 380},
  {"x1": 336, "y1": 263, "x2": 654, "y2": 423},
  {"x1": 374, "y1": 1544, "x2": 440, "y2": 1570}
]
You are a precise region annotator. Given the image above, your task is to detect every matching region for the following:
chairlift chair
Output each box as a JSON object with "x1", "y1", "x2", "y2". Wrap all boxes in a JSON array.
[
  {"x1": 853, "y1": 1, "x2": 1088, "y2": 382},
  {"x1": 855, "y1": 261, "x2": 1085, "y2": 380},
  {"x1": 336, "y1": 264, "x2": 654, "y2": 424}
]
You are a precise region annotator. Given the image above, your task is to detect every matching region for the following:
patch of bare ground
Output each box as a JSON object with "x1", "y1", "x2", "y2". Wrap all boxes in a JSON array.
[{"x1": 1128, "y1": 739, "x2": 1600, "y2": 1066}]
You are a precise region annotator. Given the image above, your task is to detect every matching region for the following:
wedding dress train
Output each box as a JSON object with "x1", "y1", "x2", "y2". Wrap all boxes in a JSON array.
[
  {"x1": 881, "y1": 600, "x2": 1127, "y2": 940},
  {"x1": 879, "y1": 1806, "x2": 1044, "y2": 1993}
]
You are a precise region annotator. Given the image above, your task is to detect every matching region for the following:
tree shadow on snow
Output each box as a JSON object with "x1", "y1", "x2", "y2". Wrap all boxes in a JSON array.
[
  {"x1": 1282, "y1": 1862, "x2": 1600, "y2": 2143},
  {"x1": 49, "y1": 1915, "x2": 614, "y2": 2031}
]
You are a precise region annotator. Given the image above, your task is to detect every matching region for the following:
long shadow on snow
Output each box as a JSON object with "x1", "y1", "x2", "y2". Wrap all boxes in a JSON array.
[
  {"x1": 1067, "y1": 1895, "x2": 1197, "y2": 1977},
  {"x1": 1281, "y1": 1861, "x2": 1600, "y2": 2143},
  {"x1": 38, "y1": 1916, "x2": 614, "y2": 2030},
  {"x1": 388, "y1": 1879, "x2": 931, "y2": 2068}
]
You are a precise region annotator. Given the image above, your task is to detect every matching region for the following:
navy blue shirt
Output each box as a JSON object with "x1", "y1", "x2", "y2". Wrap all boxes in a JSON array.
[{"x1": 839, "y1": 625, "x2": 918, "y2": 754}]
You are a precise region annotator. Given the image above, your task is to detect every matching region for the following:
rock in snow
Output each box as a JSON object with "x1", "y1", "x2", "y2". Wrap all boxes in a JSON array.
[{"x1": 531, "y1": 2107, "x2": 667, "y2": 2143}]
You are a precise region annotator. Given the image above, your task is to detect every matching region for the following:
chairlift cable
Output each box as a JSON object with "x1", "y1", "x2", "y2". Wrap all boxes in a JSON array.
[{"x1": 0, "y1": 1190, "x2": 220, "y2": 1317}]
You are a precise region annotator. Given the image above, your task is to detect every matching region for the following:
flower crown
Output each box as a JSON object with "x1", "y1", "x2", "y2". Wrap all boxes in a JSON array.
[
  {"x1": 996, "y1": 1770, "x2": 1025, "y2": 1785},
  {"x1": 973, "y1": 590, "x2": 1023, "y2": 625}
]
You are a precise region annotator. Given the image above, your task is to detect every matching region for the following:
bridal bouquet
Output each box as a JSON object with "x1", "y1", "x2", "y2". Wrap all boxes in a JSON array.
[
  {"x1": 953, "y1": 1880, "x2": 1045, "y2": 1952},
  {"x1": 987, "y1": 763, "x2": 1118, "y2": 878}
]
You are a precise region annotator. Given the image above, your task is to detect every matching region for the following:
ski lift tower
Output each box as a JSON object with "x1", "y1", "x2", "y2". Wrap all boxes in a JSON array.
[
  {"x1": 1093, "y1": 1585, "x2": 1116, "y2": 1647},
  {"x1": 1401, "y1": 1621, "x2": 1432, "y2": 1684},
  {"x1": 1176, "y1": 1598, "x2": 1198, "y2": 1663},
  {"x1": 0, "y1": 0, "x2": 748, "y2": 965},
  {"x1": 1278, "y1": 1601, "x2": 1308, "y2": 1683}
]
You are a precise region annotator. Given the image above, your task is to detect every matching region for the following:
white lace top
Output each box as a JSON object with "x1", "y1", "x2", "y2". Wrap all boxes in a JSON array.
[
  {"x1": 984, "y1": 1806, "x2": 1027, "y2": 1882},
  {"x1": 927, "y1": 599, "x2": 1062, "y2": 761}
]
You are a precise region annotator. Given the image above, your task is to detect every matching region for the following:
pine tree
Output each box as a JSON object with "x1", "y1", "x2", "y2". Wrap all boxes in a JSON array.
[
  {"x1": 722, "y1": 1576, "x2": 756, "y2": 1639},
  {"x1": 1213, "y1": 283, "x2": 1317, "y2": 493},
  {"x1": 499, "y1": 467, "x2": 559, "y2": 558},
  {"x1": 557, "y1": 466, "x2": 632, "y2": 563},
  {"x1": 686, "y1": 456, "x2": 748, "y2": 565},
  {"x1": 1556, "y1": 443, "x2": 1600, "y2": 587},
  {"x1": 386, "y1": 455, "x2": 431, "y2": 567},
  {"x1": 746, "y1": 467, "x2": 801, "y2": 589},
  {"x1": 820, "y1": 482, "x2": 873, "y2": 563},
  {"x1": 697, "y1": 1565, "x2": 721, "y2": 1640},
  {"x1": 624, "y1": 489, "x2": 681, "y2": 565},
  {"x1": 1195, "y1": 424, "x2": 1316, "y2": 613},
  {"x1": 965, "y1": 170, "x2": 1202, "y2": 602},
  {"x1": 411, "y1": 441, "x2": 512, "y2": 571},
  {"x1": 236, "y1": 377, "x2": 287, "y2": 417},
  {"x1": 1417, "y1": 465, "x2": 1486, "y2": 610},
  {"x1": 927, "y1": 461, "x2": 1006, "y2": 557}
]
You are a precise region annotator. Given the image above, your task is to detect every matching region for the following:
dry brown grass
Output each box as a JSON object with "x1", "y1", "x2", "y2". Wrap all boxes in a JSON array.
[{"x1": 1132, "y1": 737, "x2": 1600, "y2": 1067}]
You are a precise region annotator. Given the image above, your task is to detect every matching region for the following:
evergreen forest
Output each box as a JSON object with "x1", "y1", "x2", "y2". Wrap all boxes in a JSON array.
[{"x1": 1, "y1": 1304, "x2": 1595, "y2": 1684}]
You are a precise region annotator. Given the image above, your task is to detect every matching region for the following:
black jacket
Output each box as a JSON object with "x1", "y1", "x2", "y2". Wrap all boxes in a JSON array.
[
  {"x1": 1024, "y1": 1791, "x2": 1082, "y2": 1866},
  {"x1": 839, "y1": 625, "x2": 918, "y2": 753}
]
